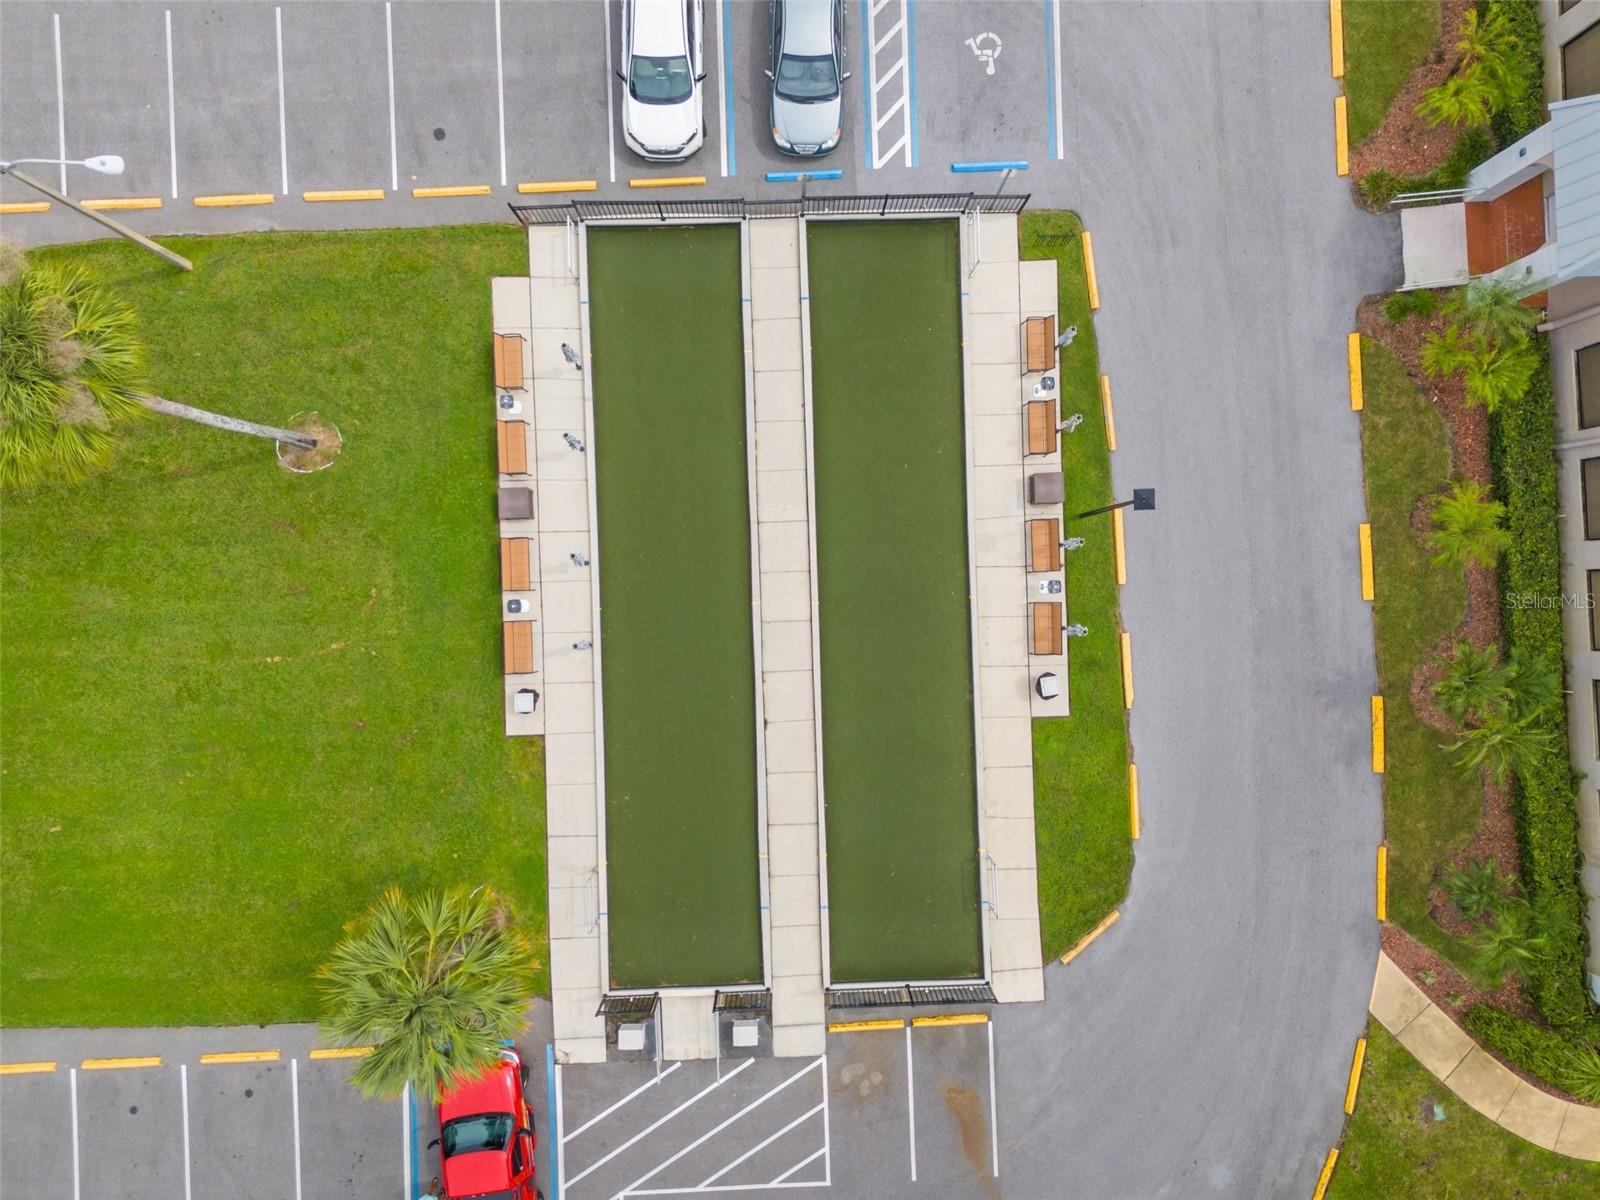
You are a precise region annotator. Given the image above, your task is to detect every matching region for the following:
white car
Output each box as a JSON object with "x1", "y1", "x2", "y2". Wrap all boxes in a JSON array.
[{"x1": 620, "y1": 0, "x2": 706, "y2": 162}]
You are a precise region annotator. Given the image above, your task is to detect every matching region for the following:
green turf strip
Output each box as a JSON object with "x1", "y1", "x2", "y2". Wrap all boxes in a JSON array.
[
  {"x1": 587, "y1": 226, "x2": 762, "y2": 988},
  {"x1": 807, "y1": 220, "x2": 982, "y2": 982}
]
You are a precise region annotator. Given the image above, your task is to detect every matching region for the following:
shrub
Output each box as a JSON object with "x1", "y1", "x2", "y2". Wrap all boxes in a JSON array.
[
  {"x1": 1490, "y1": 358, "x2": 1600, "y2": 1037},
  {"x1": 1442, "y1": 858, "x2": 1516, "y2": 921},
  {"x1": 1484, "y1": 0, "x2": 1546, "y2": 144},
  {"x1": 1463, "y1": 1004, "x2": 1600, "y2": 1095},
  {"x1": 1435, "y1": 641, "x2": 1505, "y2": 723},
  {"x1": 1357, "y1": 128, "x2": 1495, "y2": 208},
  {"x1": 1384, "y1": 290, "x2": 1440, "y2": 323},
  {"x1": 1567, "y1": 1045, "x2": 1600, "y2": 1104},
  {"x1": 1427, "y1": 479, "x2": 1511, "y2": 568}
]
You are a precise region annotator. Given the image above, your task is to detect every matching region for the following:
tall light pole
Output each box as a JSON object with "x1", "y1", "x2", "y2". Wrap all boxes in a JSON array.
[
  {"x1": 1078, "y1": 488, "x2": 1156, "y2": 519},
  {"x1": 0, "y1": 155, "x2": 192, "y2": 272}
]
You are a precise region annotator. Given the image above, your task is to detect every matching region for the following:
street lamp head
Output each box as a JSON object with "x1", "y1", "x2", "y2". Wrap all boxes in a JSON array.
[
  {"x1": 1132, "y1": 488, "x2": 1156, "y2": 511},
  {"x1": 82, "y1": 155, "x2": 125, "y2": 176}
]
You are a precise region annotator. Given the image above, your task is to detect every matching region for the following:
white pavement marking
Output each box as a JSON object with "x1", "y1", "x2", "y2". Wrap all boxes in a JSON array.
[
  {"x1": 630, "y1": 1185, "x2": 826, "y2": 1196},
  {"x1": 556, "y1": 1062, "x2": 568, "y2": 1191},
  {"x1": 769, "y1": 1147, "x2": 826, "y2": 1186},
  {"x1": 603, "y1": 0, "x2": 617, "y2": 183},
  {"x1": 565, "y1": 1061, "x2": 683, "y2": 1142},
  {"x1": 291, "y1": 1058, "x2": 303, "y2": 1200},
  {"x1": 275, "y1": 7, "x2": 288, "y2": 195},
  {"x1": 698, "y1": 1103, "x2": 824, "y2": 1188},
  {"x1": 1051, "y1": 0, "x2": 1064, "y2": 160},
  {"x1": 616, "y1": 1059, "x2": 825, "y2": 1197},
  {"x1": 165, "y1": 9, "x2": 177, "y2": 198},
  {"x1": 53, "y1": 12, "x2": 66, "y2": 192},
  {"x1": 385, "y1": 2, "x2": 397, "y2": 192},
  {"x1": 862, "y1": 0, "x2": 912, "y2": 169},
  {"x1": 494, "y1": 0, "x2": 507, "y2": 186},
  {"x1": 401, "y1": 1082, "x2": 413, "y2": 1200},
  {"x1": 68, "y1": 1066, "x2": 81, "y2": 1200},
  {"x1": 564, "y1": 1059, "x2": 754, "y2": 1189},
  {"x1": 904, "y1": 1022, "x2": 916, "y2": 1181},
  {"x1": 820, "y1": 1054, "x2": 831, "y2": 1185},
  {"x1": 715, "y1": 0, "x2": 728, "y2": 178},
  {"x1": 181, "y1": 1064, "x2": 193, "y2": 1200},
  {"x1": 987, "y1": 1019, "x2": 999, "y2": 1177}
]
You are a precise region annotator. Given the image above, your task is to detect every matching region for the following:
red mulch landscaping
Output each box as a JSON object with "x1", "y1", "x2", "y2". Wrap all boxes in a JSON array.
[{"x1": 1351, "y1": 0, "x2": 1473, "y2": 186}]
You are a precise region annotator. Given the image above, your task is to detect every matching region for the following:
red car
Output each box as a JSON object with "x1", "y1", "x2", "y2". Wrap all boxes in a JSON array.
[{"x1": 437, "y1": 1047, "x2": 542, "y2": 1200}]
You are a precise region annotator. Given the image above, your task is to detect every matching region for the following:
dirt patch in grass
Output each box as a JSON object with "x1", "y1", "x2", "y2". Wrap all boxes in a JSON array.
[
  {"x1": 275, "y1": 411, "x2": 343, "y2": 473},
  {"x1": 1351, "y1": 0, "x2": 1472, "y2": 181}
]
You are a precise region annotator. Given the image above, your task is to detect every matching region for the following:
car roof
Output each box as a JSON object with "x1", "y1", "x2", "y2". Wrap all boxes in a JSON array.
[
  {"x1": 632, "y1": 0, "x2": 688, "y2": 57},
  {"x1": 440, "y1": 1058, "x2": 520, "y2": 1121},
  {"x1": 780, "y1": 0, "x2": 834, "y2": 56}
]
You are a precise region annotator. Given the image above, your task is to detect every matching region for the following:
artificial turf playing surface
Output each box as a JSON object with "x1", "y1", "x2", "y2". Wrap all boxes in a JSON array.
[
  {"x1": 587, "y1": 226, "x2": 763, "y2": 988},
  {"x1": 807, "y1": 220, "x2": 982, "y2": 982}
]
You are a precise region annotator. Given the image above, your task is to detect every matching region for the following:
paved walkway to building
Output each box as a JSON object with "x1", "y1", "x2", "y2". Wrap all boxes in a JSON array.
[{"x1": 1369, "y1": 952, "x2": 1600, "y2": 1159}]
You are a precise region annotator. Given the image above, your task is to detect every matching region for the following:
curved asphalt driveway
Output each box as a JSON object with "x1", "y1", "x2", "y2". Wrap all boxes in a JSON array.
[{"x1": 990, "y1": 5, "x2": 1399, "y2": 1197}]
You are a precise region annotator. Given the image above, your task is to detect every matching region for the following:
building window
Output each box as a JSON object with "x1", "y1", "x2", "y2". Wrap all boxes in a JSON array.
[
  {"x1": 1594, "y1": 681, "x2": 1600, "y2": 758},
  {"x1": 1591, "y1": 570, "x2": 1600, "y2": 650},
  {"x1": 1586, "y1": 458, "x2": 1600, "y2": 539},
  {"x1": 1566, "y1": 24, "x2": 1600, "y2": 99},
  {"x1": 1581, "y1": 343, "x2": 1600, "y2": 429}
]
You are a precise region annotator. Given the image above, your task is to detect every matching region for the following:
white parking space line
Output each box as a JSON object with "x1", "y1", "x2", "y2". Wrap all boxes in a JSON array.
[
  {"x1": 1050, "y1": 0, "x2": 1064, "y2": 160},
  {"x1": 291, "y1": 1058, "x2": 303, "y2": 1200},
  {"x1": 904, "y1": 1023, "x2": 916, "y2": 1181},
  {"x1": 715, "y1": 0, "x2": 728, "y2": 178},
  {"x1": 616, "y1": 1058, "x2": 825, "y2": 1197},
  {"x1": 603, "y1": 0, "x2": 617, "y2": 183},
  {"x1": 401, "y1": 1082, "x2": 412, "y2": 1200},
  {"x1": 565, "y1": 1059, "x2": 754, "y2": 1189},
  {"x1": 53, "y1": 12, "x2": 66, "y2": 192},
  {"x1": 770, "y1": 1146, "x2": 826, "y2": 1185},
  {"x1": 987, "y1": 1019, "x2": 999, "y2": 1177},
  {"x1": 69, "y1": 1066, "x2": 80, "y2": 1200},
  {"x1": 385, "y1": 2, "x2": 397, "y2": 192},
  {"x1": 275, "y1": 7, "x2": 288, "y2": 195},
  {"x1": 165, "y1": 9, "x2": 177, "y2": 198},
  {"x1": 494, "y1": 0, "x2": 507, "y2": 186},
  {"x1": 565, "y1": 1061, "x2": 683, "y2": 1142},
  {"x1": 699, "y1": 1101, "x2": 823, "y2": 1187},
  {"x1": 180, "y1": 1064, "x2": 192, "y2": 1200},
  {"x1": 555, "y1": 1061, "x2": 567, "y2": 1189},
  {"x1": 820, "y1": 1054, "x2": 831, "y2": 1186}
]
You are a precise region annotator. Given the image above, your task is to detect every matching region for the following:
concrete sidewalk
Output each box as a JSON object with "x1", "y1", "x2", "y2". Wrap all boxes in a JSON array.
[{"x1": 1369, "y1": 952, "x2": 1600, "y2": 1159}]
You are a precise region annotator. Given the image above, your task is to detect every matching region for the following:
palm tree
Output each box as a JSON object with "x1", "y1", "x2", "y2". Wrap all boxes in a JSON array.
[
  {"x1": 1453, "y1": 7, "x2": 1520, "y2": 96},
  {"x1": 1449, "y1": 710, "x2": 1558, "y2": 786},
  {"x1": 1441, "y1": 858, "x2": 1515, "y2": 922},
  {"x1": 1472, "y1": 898, "x2": 1549, "y2": 986},
  {"x1": 1462, "y1": 335, "x2": 1541, "y2": 412},
  {"x1": 1501, "y1": 646, "x2": 1562, "y2": 722},
  {"x1": 1420, "y1": 324, "x2": 1474, "y2": 379},
  {"x1": 1446, "y1": 277, "x2": 1542, "y2": 346},
  {"x1": 1434, "y1": 641, "x2": 1507, "y2": 724},
  {"x1": 1416, "y1": 72, "x2": 1499, "y2": 128},
  {"x1": 1427, "y1": 479, "x2": 1511, "y2": 569},
  {"x1": 316, "y1": 885, "x2": 538, "y2": 1101},
  {"x1": 0, "y1": 250, "x2": 313, "y2": 488}
]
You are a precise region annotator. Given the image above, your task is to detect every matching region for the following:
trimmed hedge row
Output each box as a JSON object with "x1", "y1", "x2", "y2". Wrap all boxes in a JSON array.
[
  {"x1": 1490, "y1": 358, "x2": 1600, "y2": 1039},
  {"x1": 1463, "y1": 1003, "x2": 1597, "y2": 1095},
  {"x1": 1484, "y1": 0, "x2": 1546, "y2": 146}
]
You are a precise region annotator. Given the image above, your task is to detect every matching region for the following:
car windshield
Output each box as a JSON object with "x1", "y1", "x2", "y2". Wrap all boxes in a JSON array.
[
  {"x1": 776, "y1": 53, "x2": 838, "y2": 102},
  {"x1": 442, "y1": 1113, "x2": 513, "y2": 1158},
  {"x1": 629, "y1": 54, "x2": 693, "y2": 104}
]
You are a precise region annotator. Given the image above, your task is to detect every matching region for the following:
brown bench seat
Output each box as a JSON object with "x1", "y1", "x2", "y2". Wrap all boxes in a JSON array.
[
  {"x1": 497, "y1": 419, "x2": 529, "y2": 476},
  {"x1": 494, "y1": 333, "x2": 526, "y2": 391},
  {"x1": 1031, "y1": 601, "x2": 1063, "y2": 656},
  {"x1": 503, "y1": 620, "x2": 535, "y2": 674},
  {"x1": 500, "y1": 537, "x2": 532, "y2": 591},
  {"x1": 1023, "y1": 315, "x2": 1056, "y2": 374},
  {"x1": 1029, "y1": 518, "x2": 1061, "y2": 573},
  {"x1": 1026, "y1": 399, "x2": 1057, "y2": 456}
]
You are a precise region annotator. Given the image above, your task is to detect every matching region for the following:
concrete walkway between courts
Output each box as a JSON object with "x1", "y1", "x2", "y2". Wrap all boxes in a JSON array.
[{"x1": 1369, "y1": 952, "x2": 1600, "y2": 1159}]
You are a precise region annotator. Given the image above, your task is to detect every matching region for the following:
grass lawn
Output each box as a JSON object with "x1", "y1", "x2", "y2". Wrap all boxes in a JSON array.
[
  {"x1": 1343, "y1": 0, "x2": 1442, "y2": 147},
  {"x1": 1329, "y1": 1021, "x2": 1600, "y2": 1197},
  {"x1": 586, "y1": 226, "x2": 762, "y2": 988},
  {"x1": 808, "y1": 220, "x2": 982, "y2": 982},
  {"x1": 1359, "y1": 337, "x2": 1480, "y2": 971},
  {"x1": 1020, "y1": 212, "x2": 1133, "y2": 959},
  {"x1": 1, "y1": 227, "x2": 548, "y2": 1026}
]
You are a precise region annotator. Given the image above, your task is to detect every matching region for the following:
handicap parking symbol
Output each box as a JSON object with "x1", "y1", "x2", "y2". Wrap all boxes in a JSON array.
[{"x1": 966, "y1": 32, "x2": 1002, "y2": 75}]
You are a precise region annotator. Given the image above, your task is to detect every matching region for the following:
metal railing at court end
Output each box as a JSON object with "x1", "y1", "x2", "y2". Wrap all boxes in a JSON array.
[{"x1": 508, "y1": 192, "x2": 1031, "y2": 226}]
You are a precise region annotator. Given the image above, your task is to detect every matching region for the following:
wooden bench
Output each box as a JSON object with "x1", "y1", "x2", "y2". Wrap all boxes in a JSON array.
[
  {"x1": 1031, "y1": 601, "x2": 1063, "y2": 656},
  {"x1": 1026, "y1": 399, "x2": 1058, "y2": 456},
  {"x1": 503, "y1": 620, "x2": 535, "y2": 674},
  {"x1": 500, "y1": 537, "x2": 532, "y2": 592},
  {"x1": 497, "y1": 419, "x2": 529, "y2": 476},
  {"x1": 1029, "y1": 518, "x2": 1061, "y2": 573},
  {"x1": 1023, "y1": 315, "x2": 1056, "y2": 374},
  {"x1": 493, "y1": 333, "x2": 526, "y2": 391}
]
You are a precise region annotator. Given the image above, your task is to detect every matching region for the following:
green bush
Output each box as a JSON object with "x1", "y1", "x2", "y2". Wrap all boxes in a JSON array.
[
  {"x1": 1384, "y1": 289, "x2": 1440, "y2": 323},
  {"x1": 1359, "y1": 128, "x2": 1496, "y2": 208},
  {"x1": 1463, "y1": 1004, "x2": 1600, "y2": 1095},
  {"x1": 1490, "y1": 357, "x2": 1600, "y2": 1037},
  {"x1": 1483, "y1": 0, "x2": 1545, "y2": 145}
]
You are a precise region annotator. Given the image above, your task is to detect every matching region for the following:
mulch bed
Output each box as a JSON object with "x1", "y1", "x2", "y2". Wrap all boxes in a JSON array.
[{"x1": 1351, "y1": 0, "x2": 1473, "y2": 191}]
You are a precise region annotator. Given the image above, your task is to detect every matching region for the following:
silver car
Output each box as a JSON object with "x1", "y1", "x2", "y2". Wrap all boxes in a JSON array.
[{"x1": 766, "y1": 0, "x2": 848, "y2": 156}]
